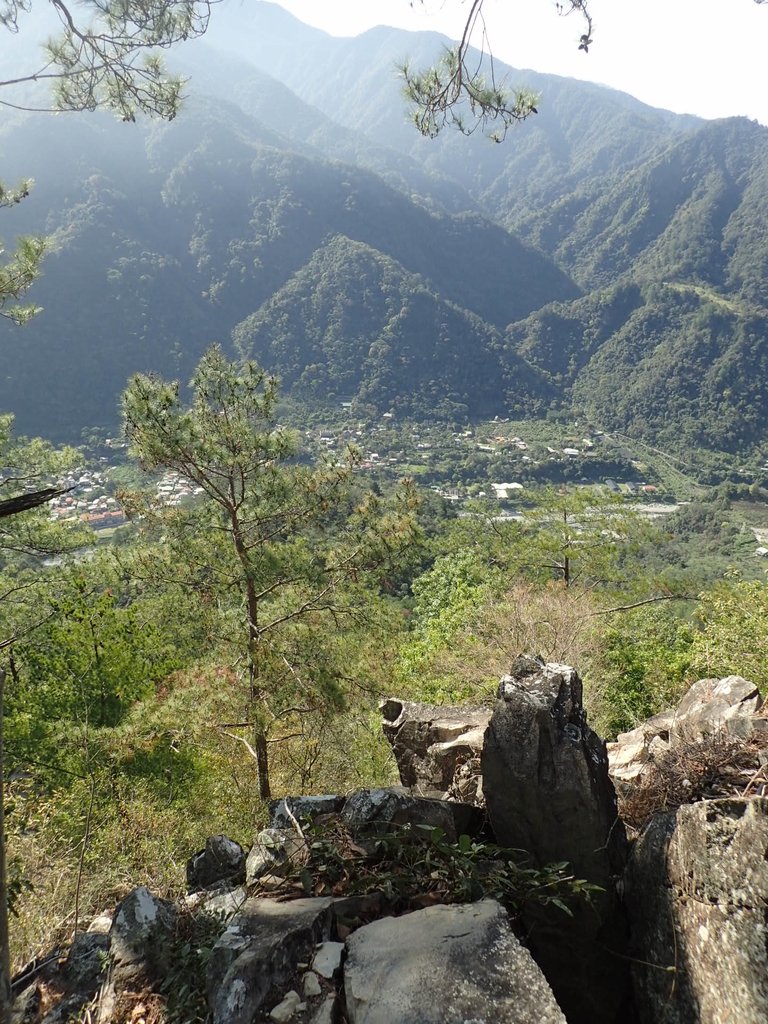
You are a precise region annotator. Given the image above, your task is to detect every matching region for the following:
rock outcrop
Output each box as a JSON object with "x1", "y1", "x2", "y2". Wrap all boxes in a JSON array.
[
  {"x1": 22, "y1": 661, "x2": 768, "y2": 1024},
  {"x1": 482, "y1": 656, "x2": 629, "y2": 1024},
  {"x1": 608, "y1": 675, "x2": 766, "y2": 787},
  {"x1": 626, "y1": 796, "x2": 768, "y2": 1024},
  {"x1": 380, "y1": 698, "x2": 490, "y2": 802}
]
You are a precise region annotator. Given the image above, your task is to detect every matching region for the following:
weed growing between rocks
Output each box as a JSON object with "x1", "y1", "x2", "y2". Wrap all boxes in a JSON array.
[
  {"x1": 254, "y1": 818, "x2": 602, "y2": 919},
  {"x1": 157, "y1": 909, "x2": 227, "y2": 1024}
]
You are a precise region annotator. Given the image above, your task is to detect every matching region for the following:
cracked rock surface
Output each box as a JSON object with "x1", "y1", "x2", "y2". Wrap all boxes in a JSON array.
[
  {"x1": 626, "y1": 796, "x2": 768, "y2": 1024},
  {"x1": 343, "y1": 900, "x2": 565, "y2": 1024}
]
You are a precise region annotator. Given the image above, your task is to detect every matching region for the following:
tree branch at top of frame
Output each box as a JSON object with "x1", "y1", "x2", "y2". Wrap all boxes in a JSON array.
[
  {"x1": 0, "y1": 1, "x2": 223, "y2": 121},
  {"x1": 402, "y1": 2, "x2": 591, "y2": 140}
]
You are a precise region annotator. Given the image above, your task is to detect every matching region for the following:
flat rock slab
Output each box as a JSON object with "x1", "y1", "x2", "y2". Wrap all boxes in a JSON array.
[
  {"x1": 311, "y1": 941, "x2": 344, "y2": 979},
  {"x1": 343, "y1": 900, "x2": 566, "y2": 1024}
]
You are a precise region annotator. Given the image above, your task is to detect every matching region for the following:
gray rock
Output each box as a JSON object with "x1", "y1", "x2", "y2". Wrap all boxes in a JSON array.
[
  {"x1": 626, "y1": 797, "x2": 768, "y2": 1024},
  {"x1": 269, "y1": 795, "x2": 345, "y2": 829},
  {"x1": 269, "y1": 989, "x2": 304, "y2": 1022},
  {"x1": 186, "y1": 834, "x2": 245, "y2": 892},
  {"x1": 107, "y1": 886, "x2": 177, "y2": 984},
  {"x1": 86, "y1": 914, "x2": 112, "y2": 934},
  {"x1": 63, "y1": 931, "x2": 108, "y2": 992},
  {"x1": 670, "y1": 676, "x2": 762, "y2": 745},
  {"x1": 97, "y1": 887, "x2": 177, "y2": 1023},
  {"x1": 343, "y1": 900, "x2": 566, "y2": 1024},
  {"x1": 199, "y1": 885, "x2": 247, "y2": 917},
  {"x1": 11, "y1": 985, "x2": 40, "y2": 1024},
  {"x1": 608, "y1": 676, "x2": 765, "y2": 788},
  {"x1": 311, "y1": 941, "x2": 344, "y2": 979},
  {"x1": 309, "y1": 995, "x2": 336, "y2": 1024},
  {"x1": 607, "y1": 710, "x2": 675, "y2": 786},
  {"x1": 245, "y1": 827, "x2": 308, "y2": 885},
  {"x1": 302, "y1": 971, "x2": 322, "y2": 998},
  {"x1": 380, "y1": 698, "x2": 490, "y2": 800},
  {"x1": 341, "y1": 787, "x2": 482, "y2": 843},
  {"x1": 482, "y1": 658, "x2": 628, "y2": 1024},
  {"x1": 206, "y1": 897, "x2": 333, "y2": 1024}
]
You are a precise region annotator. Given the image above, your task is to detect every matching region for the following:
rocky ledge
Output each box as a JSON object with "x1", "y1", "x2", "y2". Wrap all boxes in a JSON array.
[{"x1": 12, "y1": 658, "x2": 768, "y2": 1024}]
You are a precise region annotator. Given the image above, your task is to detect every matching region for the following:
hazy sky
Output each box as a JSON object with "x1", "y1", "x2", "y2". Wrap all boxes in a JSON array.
[{"x1": 272, "y1": 1, "x2": 768, "y2": 126}]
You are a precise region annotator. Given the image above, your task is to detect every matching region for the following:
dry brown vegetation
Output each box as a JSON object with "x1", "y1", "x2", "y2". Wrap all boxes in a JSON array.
[
  {"x1": 619, "y1": 735, "x2": 766, "y2": 833},
  {"x1": 424, "y1": 582, "x2": 601, "y2": 696}
]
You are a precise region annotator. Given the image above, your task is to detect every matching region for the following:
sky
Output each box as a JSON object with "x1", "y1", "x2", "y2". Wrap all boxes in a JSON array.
[{"x1": 272, "y1": 0, "x2": 768, "y2": 126}]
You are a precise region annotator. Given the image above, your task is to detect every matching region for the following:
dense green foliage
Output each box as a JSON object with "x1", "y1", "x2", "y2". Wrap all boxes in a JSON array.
[
  {"x1": 0, "y1": 99, "x2": 574, "y2": 439},
  {"x1": 233, "y1": 234, "x2": 548, "y2": 420},
  {"x1": 510, "y1": 280, "x2": 768, "y2": 455}
]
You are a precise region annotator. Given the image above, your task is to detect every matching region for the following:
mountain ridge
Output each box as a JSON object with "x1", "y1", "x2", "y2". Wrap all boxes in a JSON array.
[{"x1": 1, "y1": 4, "x2": 767, "y2": 465}]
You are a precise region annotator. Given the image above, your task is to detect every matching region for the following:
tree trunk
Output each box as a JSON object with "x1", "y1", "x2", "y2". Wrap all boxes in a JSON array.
[
  {"x1": 229, "y1": 510, "x2": 272, "y2": 802},
  {"x1": 0, "y1": 667, "x2": 12, "y2": 1023},
  {"x1": 255, "y1": 729, "x2": 271, "y2": 802}
]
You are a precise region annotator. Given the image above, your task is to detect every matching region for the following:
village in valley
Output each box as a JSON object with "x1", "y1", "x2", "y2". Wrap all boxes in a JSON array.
[{"x1": 43, "y1": 411, "x2": 696, "y2": 543}]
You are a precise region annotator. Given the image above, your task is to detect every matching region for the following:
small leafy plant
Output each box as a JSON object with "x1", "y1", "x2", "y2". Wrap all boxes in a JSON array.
[
  {"x1": 266, "y1": 818, "x2": 601, "y2": 918},
  {"x1": 158, "y1": 909, "x2": 228, "y2": 1024}
]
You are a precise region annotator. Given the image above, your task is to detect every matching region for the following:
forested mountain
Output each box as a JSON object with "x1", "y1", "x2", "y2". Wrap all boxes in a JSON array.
[
  {"x1": 508, "y1": 281, "x2": 768, "y2": 454},
  {"x1": 2, "y1": 1, "x2": 768, "y2": 462},
  {"x1": 515, "y1": 117, "x2": 768, "y2": 298},
  {"x1": 0, "y1": 89, "x2": 575, "y2": 438},
  {"x1": 233, "y1": 234, "x2": 549, "y2": 419}
]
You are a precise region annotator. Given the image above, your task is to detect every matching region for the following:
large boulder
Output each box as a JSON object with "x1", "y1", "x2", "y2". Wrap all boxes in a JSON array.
[
  {"x1": 608, "y1": 676, "x2": 765, "y2": 787},
  {"x1": 343, "y1": 899, "x2": 566, "y2": 1024},
  {"x1": 482, "y1": 657, "x2": 629, "y2": 1024},
  {"x1": 206, "y1": 897, "x2": 334, "y2": 1024},
  {"x1": 670, "y1": 676, "x2": 762, "y2": 744},
  {"x1": 626, "y1": 796, "x2": 768, "y2": 1024},
  {"x1": 340, "y1": 787, "x2": 482, "y2": 843},
  {"x1": 96, "y1": 887, "x2": 177, "y2": 1024},
  {"x1": 380, "y1": 698, "x2": 490, "y2": 801}
]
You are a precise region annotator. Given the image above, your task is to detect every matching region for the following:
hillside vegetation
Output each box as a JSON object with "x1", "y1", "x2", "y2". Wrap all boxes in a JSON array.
[{"x1": 4, "y1": 7, "x2": 768, "y2": 984}]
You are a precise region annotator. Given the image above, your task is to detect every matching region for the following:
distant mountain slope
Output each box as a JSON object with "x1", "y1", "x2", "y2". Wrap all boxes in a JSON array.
[
  {"x1": 508, "y1": 282, "x2": 768, "y2": 455},
  {"x1": 233, "y1": 234, "x2": 549, "y2": 418},
  {"x1": 516, "y1": 117, "x2": 768, "y2": 300},
  {"x1": 0, "y1": 90, "x2": 574, "y2": 438},
  {"x1": 2, "y1": 3, "x2": 768, "y2": 462},
  {"x1": 209, "y1": 4, "x2": 700, "y2": 223},
  {"x1": 175, "y1": 44, "x2": 474, "y2": 216}
]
